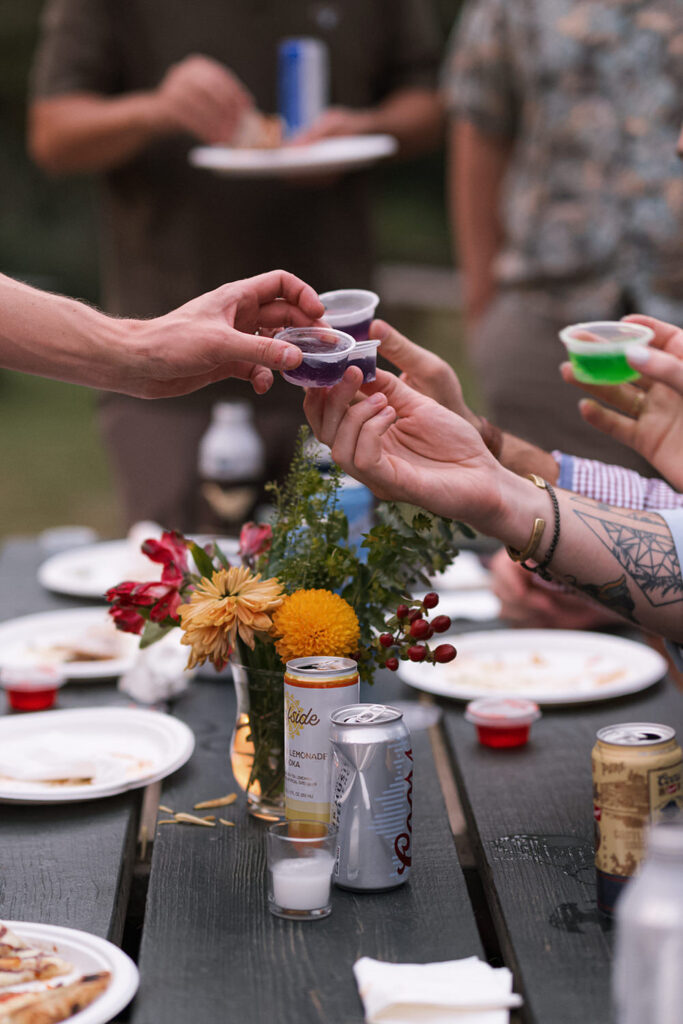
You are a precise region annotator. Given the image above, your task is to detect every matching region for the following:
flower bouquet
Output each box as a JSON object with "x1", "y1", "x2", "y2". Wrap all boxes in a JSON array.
[{"x1": 107, "y1": 429, "x2": 469, "y2": 817}]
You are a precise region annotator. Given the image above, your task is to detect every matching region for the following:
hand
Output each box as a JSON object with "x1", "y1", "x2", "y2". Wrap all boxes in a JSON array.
[
  {"x1": 153, "y1": 55, "x2": 253, "y2": 144},
  {"x1": 489, "y1": 548, "x2": 622, "y2": 630},
  {"x1": 123, "y1": 270, "x2": 324, "y2": 398},
  {"x1": 292, "y1": 107, "x2": 376, "y2": 146},
  {"x1": 303, "y1": 366, "x2": 506, "y2": 529},
  {"x1": 561, "y1": 315, "x2": 683, "y2": 490},
  {"x1": 371, "y1": 319, "x2": 477, "y2": 421}
]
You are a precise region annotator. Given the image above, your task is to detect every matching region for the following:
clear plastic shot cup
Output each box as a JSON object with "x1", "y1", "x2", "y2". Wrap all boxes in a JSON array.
[
  {"x1": 319, "y1": 289, "x2": 380, "y2": 342},
  {"x1": 275, "y1": 326, "x2": 355, "y2": 388},
  {"x1": 559, "y1": 321, "x2": 654, "y2": 385},
  {"x1": 266, "y1": 820, "x2": 337, "y2": 920},
  {"x1": 348, "y1": 338, "x2": 381, "y2": 382},
  {"x1": 465, "y1": 697, "x2": 541, "y2": 749},
  {"x1": 0, "y1": 665, "x2": 66, "y2": 712}
]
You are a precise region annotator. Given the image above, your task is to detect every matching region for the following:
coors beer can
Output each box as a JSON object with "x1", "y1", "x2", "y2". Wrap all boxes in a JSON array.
[
  {"x1": 592, "y1": 722, "x2": 683, "y2": 915},
  {"x1": 330, "y1": 703, "x2": 413, "y2": 891},
  {"x1": 284, "y1": 657, "x2": 359, "y2": 823}
]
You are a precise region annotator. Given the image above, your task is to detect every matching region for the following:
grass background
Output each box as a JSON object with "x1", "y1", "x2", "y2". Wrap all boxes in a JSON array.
[{"x1": 0, "y1": 0, "x2": 472, "y2": 542}]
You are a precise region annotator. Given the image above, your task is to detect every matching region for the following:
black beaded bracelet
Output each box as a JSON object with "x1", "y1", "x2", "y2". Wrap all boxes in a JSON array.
[{"x1": 521, "y1": 479, "x2": 561, "y2": 581}]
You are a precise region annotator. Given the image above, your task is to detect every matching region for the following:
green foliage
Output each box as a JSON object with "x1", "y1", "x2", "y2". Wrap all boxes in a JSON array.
[{"x1": 259, "y1": 428, "x2": 465, "y2": 684}]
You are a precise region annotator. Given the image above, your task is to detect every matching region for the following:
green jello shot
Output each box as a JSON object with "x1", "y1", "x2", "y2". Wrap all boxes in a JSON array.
[{"x1": 559, "y1": 321, "x2": 654, "y2": 385}]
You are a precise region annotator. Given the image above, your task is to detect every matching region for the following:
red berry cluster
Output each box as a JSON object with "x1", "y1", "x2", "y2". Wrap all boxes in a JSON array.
[{"x1": 376, "y1": 592, "x2": 456, "y2": 671}]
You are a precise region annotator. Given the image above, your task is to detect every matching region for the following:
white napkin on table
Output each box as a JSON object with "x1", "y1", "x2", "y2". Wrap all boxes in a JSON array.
[
  {"x1": 118, "y1": 630, "x2": 193, "y2": 704},
  {"x1": 353, "y1": 956, "x2": 521, "y2": 1024}
]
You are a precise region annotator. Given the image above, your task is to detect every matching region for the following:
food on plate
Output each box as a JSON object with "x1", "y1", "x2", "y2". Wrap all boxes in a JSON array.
[
  {"x1": 0, "y1": 971, "x2": 111, "y2": 1024},
  {"x1": 31, "y1": 626, "x2": 122, "y2": 665},
  {"x1": 233, "y1": 109, "x2": 283, "y2": 149},
  {"x1": 0, "y1": 925, "x2": 71, "y2": 987}
]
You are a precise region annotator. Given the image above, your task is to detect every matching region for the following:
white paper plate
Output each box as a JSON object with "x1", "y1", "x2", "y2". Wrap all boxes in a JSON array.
[
  {"x1": 414, "y1": 589, "x2": 502, "y2": 623},
  {"x1": 1, "y1": 920, "x2": 138, "y2": 1024},
  {"x1": 398, "y1": 629, "x2": 668, "y2": 705},
  {"x1": 38, "y1": 536, "x2": 240, "y2": 599},
  {"x1": 0, "y1": 608, "x2": 140, "y2": 680},
  {"x1": 426, "y1": 550, "x2": 492, "y2": 592},
  {"x1": 189, "y1": 134, "x2": 397, "y2": 179},
  {"x1": 0, "y1": 707, "x2": 195, "y2": 802}
]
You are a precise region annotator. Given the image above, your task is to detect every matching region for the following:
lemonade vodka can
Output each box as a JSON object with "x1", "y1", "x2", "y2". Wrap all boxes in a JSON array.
[
  {"x1": 592, "y1": 722, "x2": 683, "y2": 915},
  {"x1": 284, "y1": 657, "x2": 359, "y2": 823},
  {"x1": 330, "y1": 703, "x2": 413, "y2": 891}
]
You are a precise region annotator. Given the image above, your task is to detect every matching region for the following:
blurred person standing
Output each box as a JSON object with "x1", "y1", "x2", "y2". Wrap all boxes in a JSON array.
[
  {"x1": 443, "y1": 0, "x2": 683, "y2": 469},
  {"x1": 28, "y1": 0, "x2": 444, "y2": 531}
]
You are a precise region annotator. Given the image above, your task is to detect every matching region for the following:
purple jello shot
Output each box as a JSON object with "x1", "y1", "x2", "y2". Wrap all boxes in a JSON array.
[
  {"x1": 348, "y1": 339, "x2": 381, "y2": 382},
  {"x1": 319, "y1": 289, "x2": 380, "y2": 342},
  {"x1": 276, "y1": 327, "x2": 356, "y2": 388}
]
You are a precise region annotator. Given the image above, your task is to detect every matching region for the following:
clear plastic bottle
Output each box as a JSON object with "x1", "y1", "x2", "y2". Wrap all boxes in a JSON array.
[
  {"x1": 613, "y1": 823, "x2": 683, "y2": 1024},
  {"x1": 197, "y1": 402, "x2": 265, "y2": 534}
]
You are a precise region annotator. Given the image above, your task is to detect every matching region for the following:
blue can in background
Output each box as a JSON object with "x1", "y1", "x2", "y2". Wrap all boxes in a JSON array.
[{"x1": 277, "y1": 37, "x2": 329, "y2": 138}]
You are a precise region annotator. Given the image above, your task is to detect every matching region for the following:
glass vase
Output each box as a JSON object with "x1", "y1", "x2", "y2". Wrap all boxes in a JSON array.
[{"x1": 230, "y1": 660, "x2": 285, "y2": 820}]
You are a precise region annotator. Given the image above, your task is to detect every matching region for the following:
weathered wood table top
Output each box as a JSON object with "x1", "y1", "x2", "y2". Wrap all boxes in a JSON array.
[{"x1": 1, "y1": 536, "x2": 680, "y2": 1024}]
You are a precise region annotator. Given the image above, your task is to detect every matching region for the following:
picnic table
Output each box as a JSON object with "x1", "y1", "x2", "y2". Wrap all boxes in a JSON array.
[{"x1": 1, "y1": 535, "x2": 682, "y2": 1024}]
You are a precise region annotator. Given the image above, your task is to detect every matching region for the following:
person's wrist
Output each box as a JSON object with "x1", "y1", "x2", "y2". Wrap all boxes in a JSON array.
[{"x1": 486, "y1": 469, "x2": 551, "y2": 551}]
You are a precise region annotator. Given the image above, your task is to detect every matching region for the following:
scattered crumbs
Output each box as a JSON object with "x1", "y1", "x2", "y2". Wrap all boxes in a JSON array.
[
  {"x1": 219, "y1": 819, "x2": 236, "y2": 827},
  {"x1": 174, "y1": 812, "x2": 216, "y2": 827},
  {"x1": 158, "y1": 804, "x2": 174, "y2": 814},
  {"x1": 157, "y1": 819, "x2": 177, "y2": 825}
]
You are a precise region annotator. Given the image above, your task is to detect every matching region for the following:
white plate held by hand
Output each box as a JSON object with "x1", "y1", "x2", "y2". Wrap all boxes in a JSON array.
[
  {"x1": 189, "y1": 134, "x2": 397, "y2": 179},
  {"x1": 0, "y1": 706, "x2": 194, "y2": 803},
  {"x1": 398, "y1": 629, "x2": 667, "y2": 705},
  {"x1": 1, "y1": 921, "x2": 138, "y2": 1024}
]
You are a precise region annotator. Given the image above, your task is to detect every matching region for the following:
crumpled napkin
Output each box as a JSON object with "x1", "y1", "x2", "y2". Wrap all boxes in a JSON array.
[
  {"x1": 118, "y1": 630, "x2": 194, "y2": 704},
  {"x1": 0, "y1": 731, "x2": 128, "y2": 786},
  {"x1": 353, "y1": 956, "x2": 522, "y2": 1024}
]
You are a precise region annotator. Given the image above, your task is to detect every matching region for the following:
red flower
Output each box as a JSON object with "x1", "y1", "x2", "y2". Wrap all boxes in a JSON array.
[
  {"x1": 109, "y1": 605, "x2": 146, "y2": 635},
  {"x1": 106, "y1": 579, "x2": 182, "y2": 632},
  {"x1": 239, "y1": 522, "x2": 272, "y2": 561},
  {"x1": 141, "y1": 530, "x2": 189, "y2": 585}
]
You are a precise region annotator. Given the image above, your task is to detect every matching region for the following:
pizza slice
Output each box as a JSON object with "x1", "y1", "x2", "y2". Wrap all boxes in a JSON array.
[
  {"x1": 0, "y1": 952, "x2": 72, "y2": 989},
  {"x1": 0, "y1": 971, "x2": 111, "y2": 1024},
  {"x1": 232, "y1": 109, "x2": 283, "y2": 149}
]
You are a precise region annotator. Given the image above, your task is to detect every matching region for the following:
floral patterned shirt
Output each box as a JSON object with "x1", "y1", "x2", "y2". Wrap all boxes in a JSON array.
[{"x1": 442, "y1": 0, "x2": 683, "y2": 323}]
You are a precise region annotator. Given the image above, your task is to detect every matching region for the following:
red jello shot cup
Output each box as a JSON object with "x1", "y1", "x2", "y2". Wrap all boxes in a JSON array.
[
  {"x1": 465, "y1": 697, "x2": 541, "y2": 749},
  {"x1": 0, "y1": 665, "x2": 66, "y2": 711}
]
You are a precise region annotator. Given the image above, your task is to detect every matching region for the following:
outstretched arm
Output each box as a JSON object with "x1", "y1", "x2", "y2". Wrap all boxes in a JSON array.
[
  {"x1": 0, "y1": 270, "x2": 323, "y2": 397},
  {"x1": 304, "y1": 368, "x2": 683, "y2": 641}
]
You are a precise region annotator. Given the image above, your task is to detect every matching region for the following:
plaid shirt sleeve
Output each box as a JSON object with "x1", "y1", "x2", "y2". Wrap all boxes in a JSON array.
[{"x1": 553, "y1": 452, "x2": 683, "y2": 511}]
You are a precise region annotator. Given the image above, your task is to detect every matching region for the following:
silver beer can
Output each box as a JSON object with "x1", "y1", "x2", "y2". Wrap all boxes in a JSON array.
[{"x1": 330, "y1": 703, "x2": 413, "y2": 891}]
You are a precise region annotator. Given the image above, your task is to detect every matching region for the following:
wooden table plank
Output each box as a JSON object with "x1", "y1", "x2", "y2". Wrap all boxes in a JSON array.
[
  {"x1": 441, "y1": 674, "x2": 683, "y2": 1024},
  {"x1": 132, "y1": 675, "x2": 484, "y2": 1024},
  {"x1": 0, "y1": 539, "x2": 141, "y2": 943}
]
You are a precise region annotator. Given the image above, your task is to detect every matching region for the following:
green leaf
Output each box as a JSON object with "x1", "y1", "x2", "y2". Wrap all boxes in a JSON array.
[
  {"x1": 140, "y1": 620, "x2": 176, "y2": 649},
  {"x1": 189, "y1": 541, "x2": 215, "y2": 579}
]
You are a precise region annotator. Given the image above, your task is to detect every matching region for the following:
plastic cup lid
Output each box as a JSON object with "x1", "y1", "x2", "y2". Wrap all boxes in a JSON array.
[
  {"x1": 0, "y1": 664, "x2": 66, "y2": 690},
  {"x1": 319, "y1": 289, "x2": 380, "y2": 327},
  {"x1": 559, "y1": 320, "x2": 654, "y2": 353},
  {"x1": 465, "y1": 697, "x2": 541, "y2": 726},
  {"x1": 351, "y1": 339, "x2": 381, "y2": 355},
  {"x1": 274, "y1": 326, "x2": 355, "y2": 361}
]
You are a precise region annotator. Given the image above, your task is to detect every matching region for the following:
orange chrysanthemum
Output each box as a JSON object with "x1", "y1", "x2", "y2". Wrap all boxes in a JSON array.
[
  {"x1": 178, "y1": 566, "x2": 284, "y2": 669},
  {"x1": 272, "y1": 589, "x2": 360, "y2": 664}
]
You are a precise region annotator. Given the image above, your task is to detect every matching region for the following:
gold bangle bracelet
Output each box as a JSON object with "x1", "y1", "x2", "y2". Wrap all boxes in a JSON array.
[{"x1": 505, "y1": 474, "x2": 548, "y2": 563}]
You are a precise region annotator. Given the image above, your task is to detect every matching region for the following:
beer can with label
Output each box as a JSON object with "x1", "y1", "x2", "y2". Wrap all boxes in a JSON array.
[
  {"x1": 277, "y1": 37, "x2": 329, "y2": 138},
  {"x1": 284, "y1": 657, "x2": 359, "y2": 823},
  {"x1": 330, "y1": 703, "x2": 413, "y2": 891},
  {"x1": 592, "y1": 722, "x2": 683, "y2": 915}
]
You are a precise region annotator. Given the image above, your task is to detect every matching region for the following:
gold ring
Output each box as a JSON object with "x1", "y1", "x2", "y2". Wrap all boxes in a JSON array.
[{"x1": 631, "y1": 390, "x2": 646, "y2": 419}]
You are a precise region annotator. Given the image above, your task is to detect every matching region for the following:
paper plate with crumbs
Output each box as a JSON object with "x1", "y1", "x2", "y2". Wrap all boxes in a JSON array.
[
  {"x1": 0, "y1": 707, "x2": 194, "y2": 803},
  {"x1": 0, "y1": 920, "x2": 138, "y2": 1024},
  {"x1": 397, "y1": 629, "x2": 667, "y2": 705}
]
